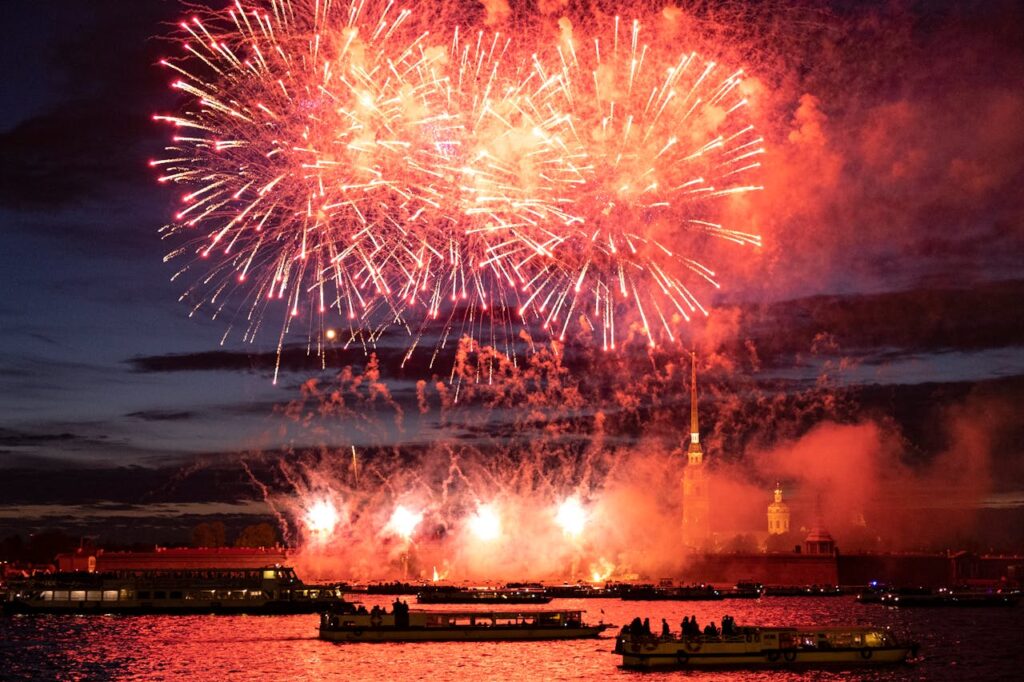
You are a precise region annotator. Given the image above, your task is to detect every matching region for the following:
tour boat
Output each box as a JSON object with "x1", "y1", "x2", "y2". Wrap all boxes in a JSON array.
[
  {"x1": 614, "y1": 625, "x2": 918, "y2": 669},
  {"x1": 3, "y1": 566, "x2": 350, "y2": 615},
  {"x1": 319, "y1": 608, "x2": 608, "y2": 642},
  {"x1": 416, "y1": 586, "x2": 551, "y2": 604}
]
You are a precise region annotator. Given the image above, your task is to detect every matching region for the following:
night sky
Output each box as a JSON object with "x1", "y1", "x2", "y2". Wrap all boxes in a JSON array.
[{"x1": 1, "y1": 0, "x2": 1022, "y2": 548}]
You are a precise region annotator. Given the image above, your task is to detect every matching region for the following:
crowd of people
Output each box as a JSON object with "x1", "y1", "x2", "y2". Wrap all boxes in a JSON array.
[{"x1": 621, "y1": 614, "x2": 741, "y2": 640}]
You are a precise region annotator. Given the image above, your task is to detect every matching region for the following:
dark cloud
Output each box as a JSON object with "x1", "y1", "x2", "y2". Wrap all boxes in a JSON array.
[
  {"x1": 125, "y1": 409, "x2": 196, "y2": 422},
  {"x1": 0, "y1": 428, "x2": 81, "y2": 447}
]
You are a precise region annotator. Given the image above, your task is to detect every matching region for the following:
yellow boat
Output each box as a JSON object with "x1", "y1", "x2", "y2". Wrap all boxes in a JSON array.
[
  {"x1": 319, "y1": 608, "x2": 608, "y2": 642},
  {"x1": 615, "y1": 626, "x2": 919, "y2": 669}
]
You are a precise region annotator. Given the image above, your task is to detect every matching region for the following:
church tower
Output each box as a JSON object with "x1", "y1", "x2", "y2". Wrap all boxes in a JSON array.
[
  {"x1": 767, "y1": 483, "x2": 790, "y2": 535},
  {"x1": 682, "y1": 352, "x2": 710, "y2": 548}
]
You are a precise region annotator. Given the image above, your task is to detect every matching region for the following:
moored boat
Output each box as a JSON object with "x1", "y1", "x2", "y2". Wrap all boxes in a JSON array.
[
  {"x1": 3, "y1": 566, "x2": 349, "y2": 615},
  {"x1": 619, "y1": 584, "x2": 722, "y2": 601},
  {"x1": 319, "y1": 608, "x2": 608, "y2": 642},
  {"x1": 880, "y1": 588, "x2": 1020, "y2": 607},
  {"x1": 614, "y1": 625, "x2": 918, "y2": 669},
  {"x1": 416, "y1": 586, "x2": 551, "y2": 604}
]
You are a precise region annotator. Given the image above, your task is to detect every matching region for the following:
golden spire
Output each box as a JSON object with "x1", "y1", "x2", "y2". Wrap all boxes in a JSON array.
[
  {"x1": 688, "y1": 351, "x2": 702, "y2": 456},
  {"x1": 690, "y1": 351, "x2": 699, "y2": 435}
]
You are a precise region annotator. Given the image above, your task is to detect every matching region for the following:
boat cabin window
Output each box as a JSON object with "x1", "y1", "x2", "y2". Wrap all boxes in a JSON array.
[
  {"x1": 138, "y1": 591, "x2": 151, "y2": 600},
  {"x1": 170, "y1": 591, "x2": 183, "y2": 600},
  {"x1": 263, "y1": 570, "x2": 277, "y2": 580},
  {"x1": 70, "y1": 591, "x2": 86, "y2": 601},
  {"x1": 102, "y1": 591, "x2": 119, "y2": 602},
  {"x1": 154, "y1": 591, "x2": 166, "y2": 599}
]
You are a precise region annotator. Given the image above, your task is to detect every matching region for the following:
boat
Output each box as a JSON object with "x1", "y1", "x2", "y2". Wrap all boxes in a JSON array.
[
  {"x1": 416, "y1": 586, "x2": 551, "y2": 604},
  {"x1": 319, "y1": 607, "x2": 608, "y2": 642},
  {"x1": 721, "y1": 581, "x2": 765, "y2": 599},
  {"x1": 619, "y1": 584, "x2": 723, "y2": 601},
  {"x1": 2, "y1": 565, "x2": 350, "y2": 615},
  {"x1": 763, "y1": 584, "x2": 845, "y2": 597},
  {"x1": 857, "y1": 584, "x2": 932, "y2": 604},
  {"x1": 879, "y1": 587, "x2": 1020, "y2": 607},
  {"x1": 614, "y1": 625, "x2": 918, "y2": 669}
]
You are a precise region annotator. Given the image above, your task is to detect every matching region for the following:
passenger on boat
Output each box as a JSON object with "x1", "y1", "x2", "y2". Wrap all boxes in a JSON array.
[
  {"x1": 681, "y1": 616, "x2": 689, "y2": 635},
  {"x1": 392, "y1": 599, "x2": 410, "y2": 627},
  {"x1": 642, "y1": 618, "x2": 651, "y2": 635},
  {"x1": 630, "y1": 616, "x2": 643, "y2": 634},
  {"x1": 721, "y1": 615, "x2": 734, "y2": 636},
  {"x1": 688, "y1": 616, "x2": 700, "y2": 637},
  {"x1": 661, "y1": 619, "x2": 670, "y2": 638},
  {"x1": 703, "y1": 621, "x2": 719, "y2": 638}
]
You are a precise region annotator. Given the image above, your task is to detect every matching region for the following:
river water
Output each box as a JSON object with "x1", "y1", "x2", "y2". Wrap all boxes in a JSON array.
[{"x1": 2, "y1": 595, "x2": 1021, "y2": 680}]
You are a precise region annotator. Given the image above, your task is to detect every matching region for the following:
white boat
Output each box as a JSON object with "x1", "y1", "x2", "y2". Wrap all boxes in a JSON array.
[
  {"x1": 4, "y1": 566, "x2": 347, "y2": 615},
  {"x1": 319, "y1": 608, "x2": 608, "y2": 642},
  {"x1": 615, "y1": 625, "x2": 918, "y2": 669}
]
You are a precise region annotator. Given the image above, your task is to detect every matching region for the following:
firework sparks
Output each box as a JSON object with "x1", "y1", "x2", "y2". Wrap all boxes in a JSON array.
[
  {"x1": 520, "y1": 17, "x2": 764, "y2": 350},
  {"x1": 154, "y1": 1, "x2": 764, "y2": 373}
]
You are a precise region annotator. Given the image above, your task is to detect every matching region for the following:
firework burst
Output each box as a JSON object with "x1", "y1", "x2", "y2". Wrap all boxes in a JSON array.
[
  {"x1": 153, "y1": 1, "x2": 764, "y2": 375},
  {"x1": 517, "y1": 16, "x2": 764, "y2": 350}
]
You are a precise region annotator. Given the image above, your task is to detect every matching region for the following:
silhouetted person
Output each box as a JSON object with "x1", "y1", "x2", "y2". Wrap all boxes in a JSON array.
[
  {"x1": 690, "y1": 615, "x2": 700, "y2": 636},
  {"x1": 682, "y1": 616, "x2": 689, "y2": 636},
  {"x1": 661, "y1": 618, "x2": 670, "y2": 638},
  {"x1": 704, "y1": 621, "x2": 719, "y2": 637},
  {"x1": 643, "y1": 617, "x2": 651, "y2": 635},
  {"x1": 630, "y1": 616, "x2": 643, "y2": 634}
]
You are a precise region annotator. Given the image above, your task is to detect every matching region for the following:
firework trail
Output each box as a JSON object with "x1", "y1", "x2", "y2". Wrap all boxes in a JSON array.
[{"x1": 153, "y1": 1, "x2": 764, "y2": 377}]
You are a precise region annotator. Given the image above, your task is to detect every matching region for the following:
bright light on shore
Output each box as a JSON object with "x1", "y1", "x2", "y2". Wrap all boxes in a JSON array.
[
  {"x1": 387, "y1": 505, "x2": 423, "y2": 541},
  {"x1": 469, "y1": 504, "x2": 501, "y2": 541},
  {"x1": 556, "y1": 497, "x2": 586, "y2": 537}
]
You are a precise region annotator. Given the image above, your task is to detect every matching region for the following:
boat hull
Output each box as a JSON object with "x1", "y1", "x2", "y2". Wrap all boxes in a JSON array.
[
  {"x1": 319, "y1": 625, "x2": 605, "y2": 642},
  {"x1": 620, "y1": 646, "x2": 914, "y2": 669}
]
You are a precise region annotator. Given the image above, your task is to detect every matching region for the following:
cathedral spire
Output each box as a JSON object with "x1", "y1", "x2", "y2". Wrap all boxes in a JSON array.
[
  {"x1": 690, "y1": 351, "x2": 699, "y2": 437},
  {"x1": 687, "y1": 351, "x2": 703, "y2": 459}
]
